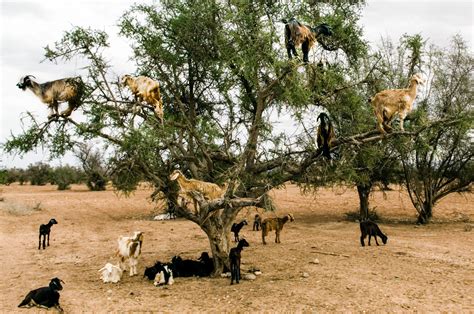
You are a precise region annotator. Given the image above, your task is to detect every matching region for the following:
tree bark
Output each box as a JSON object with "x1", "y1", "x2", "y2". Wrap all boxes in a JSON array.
[
  {"x1": 357, "y1": 183, "x2": 372, "y2": 220},
  {"x1": 201, "y1": 213, "x2": 233, "y2": 275},
  {"x1": 417, "y1": 201, "x2": 433, "y2": 224}
]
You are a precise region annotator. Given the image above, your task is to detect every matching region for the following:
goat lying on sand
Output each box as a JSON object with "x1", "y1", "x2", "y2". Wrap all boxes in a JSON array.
[
  {"x1": 17, "y1": 75, "x2": 84, "y2": 118},
  {"x1": 370, "y1": 73, "x2": 425, "y2": 134},
  {"x1": 18, "y1": 278, "x2": 64, "y2": 312},
  {"x1": 262, "y1": 214, "x2": 294, "y2": 245},
  {"x1": 99, "y1": 262, "x2": 123, "y2": 283},
  {"x1": 360, "y1": 220, "x2": 388, "y2": 246}
]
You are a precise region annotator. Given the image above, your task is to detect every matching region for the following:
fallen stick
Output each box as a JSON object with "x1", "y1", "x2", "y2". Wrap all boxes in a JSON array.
[{"x1": 312, "y1": 250, "x2": 350, "y2": 258}]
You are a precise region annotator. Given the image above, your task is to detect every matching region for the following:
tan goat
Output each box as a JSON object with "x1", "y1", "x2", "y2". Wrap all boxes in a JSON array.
[
  {"x1": 121, "y1": 75, "x2": 164, "y2": 124},
  {"x1": 371, "y1": 73, "x2": 425, "y2": 134},
  {"x1": 17, "y1": 75, "x2": 84, "y2": 118},
  {"x1": 261, "y1": 213, "x2": 294, "y2": 245},
  {"x1": 169, "y1": 169, "x2": 228, "y2": 212}
]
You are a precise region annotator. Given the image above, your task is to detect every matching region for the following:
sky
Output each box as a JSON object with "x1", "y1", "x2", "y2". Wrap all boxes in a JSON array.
[{"x1": 0, "y1": 0, "x2": 472, "y2": 169}]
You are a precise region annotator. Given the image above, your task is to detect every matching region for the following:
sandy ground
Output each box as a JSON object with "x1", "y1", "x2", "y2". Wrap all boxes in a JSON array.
[{"x1": 0, "y1": 183, "x2": 473, "y2": 313}]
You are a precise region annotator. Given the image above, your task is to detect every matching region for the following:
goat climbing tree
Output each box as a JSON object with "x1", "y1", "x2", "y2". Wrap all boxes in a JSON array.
[{"x1": 4, "y1": 1, "x2": 472, "y2": 274}]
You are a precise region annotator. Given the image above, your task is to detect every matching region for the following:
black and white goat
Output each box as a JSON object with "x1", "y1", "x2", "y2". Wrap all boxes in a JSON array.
[
  {"x1": 39, "y1": 218, "x2": 58, "y2": 250},
  {"x1": 231, "y1": 220, "x2": 248, "y2": 242},
  {"x1": 229, "y1": 239, "x2": 250, "y2": 285},
  {"x1": 144, "y1": 261, "x2": 175, "y2": 286},
  {"x1": 360, "y1": 220, "x2": 388, "y2": 246},
  {"x1": 18, "y1": 277, "x2": 64, "y2": 312},
  {"x1": 316, "y1": 112, "x2": 335, "y2": 160}
]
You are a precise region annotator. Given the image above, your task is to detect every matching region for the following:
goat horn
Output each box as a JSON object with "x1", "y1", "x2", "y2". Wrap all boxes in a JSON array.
[{"x1": 25, "y1": 75, "x2": 36, "y2": 80}]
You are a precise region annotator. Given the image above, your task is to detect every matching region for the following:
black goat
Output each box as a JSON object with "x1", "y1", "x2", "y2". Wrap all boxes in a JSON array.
[
  {"x1": 18, "y1": 277, "x2": 64, "y2": 312},
  {"x1": 253, "y1": 214, "x2": 262, "y2": 231},
  {"x1": 229, "y1": 239, "x2": 250, "y2": 285},
  {"x1": 171, "y1": 252, "x2": 212, "y2": 277},
  {"x1": 360, "y1": 220, "x2": 388, "y2": 247},
  {"x1": 39, "y1": 218, "x2": 58, "y2": 250},
  {"x1": 316, "y1": 112, "x2": 335, "y2": 160},
  {"x1": 197, "y1": 252, "x2": 214, "y2": 277},
  {"x1": 231, "y1": 220, "x2": 248, "y2": 242}
]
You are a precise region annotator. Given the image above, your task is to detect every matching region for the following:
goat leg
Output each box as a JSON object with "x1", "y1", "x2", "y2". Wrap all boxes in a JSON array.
[
  {"x1": 47, "y1": 232, "x2": 50, "y2": 246},
  {"x1": 38, "y1": 234, "x2": 42, "y2": 250}
]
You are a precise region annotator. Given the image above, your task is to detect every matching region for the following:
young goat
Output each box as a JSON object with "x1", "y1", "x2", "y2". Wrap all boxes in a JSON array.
[
  {"x1": 170, "y1": 252, "x2": 213, "y2": 278},
  {"x1": 99, "y1": 262, "x2": 123, "y2": 283},
  {"x1": 121, "y1": 74, "x2": 164, "y2": 124},
  {"x1": 17, "y1": 75, "x2": 84, "y2": 118},
  {"x1": 144, "y1": 261, "x2": 175, "y2": 286},
  {"x1": 231, "y1": 220, "x2": 248, "y2": 242},
  {"x1": 18, "y1": 277, "x2": 64, "y2": 312},
  {"x1": 360, "y1": 220, "x2": 388, "y2": 247},
  {"x1": 261, "y1": 214, "x2": 294, "y2": 245},
  {"x1": 229, "y1": 239, "x2": 250, "y2": 285},
  {"x1": 316, "y1": 112, "x2": 336, "y2": 160},
  {"x1": 117, "y1": 231, "x2": 144, "y2": 276},
  {"x1": 282, "y1": 18, "x2": 333, "y2": 63},
  {"x1": 253, "y1": 214, "x2": 262, "y2": 231},
  {"x1": 38, "y1": 218, "x2": 58, "y2": 250},
  {"x1": 169, "y1": 169, "x2": 228, "y2": 213},
  {"x1": 370, "y1": 73, "x2": 425, "y2": 134}
]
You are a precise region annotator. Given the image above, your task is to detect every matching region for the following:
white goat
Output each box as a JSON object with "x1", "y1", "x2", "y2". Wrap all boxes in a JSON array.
[
  {"x1": 121, "y1": 75, "x2": 164, "y2": 124},
  {"x1": 17, "y1": 75, "x2": 84, "y2": 118},
  {"x1": 117, "y1": 231, "x2": 144, "y2": 277},
  {"x1": 370, "y1": 73, "x2": 425, "y2": 134},
  {"x1": 99, "y1": 262, "x2": 123, "y2": 283},
  {"x1": 169, "y1": 169, "x2": 228, "y2": 212}
]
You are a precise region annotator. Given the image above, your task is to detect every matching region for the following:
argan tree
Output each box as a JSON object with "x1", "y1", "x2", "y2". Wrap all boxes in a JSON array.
[{"x1": 3, "y1": 1, "x2": 464, "y2": 273}]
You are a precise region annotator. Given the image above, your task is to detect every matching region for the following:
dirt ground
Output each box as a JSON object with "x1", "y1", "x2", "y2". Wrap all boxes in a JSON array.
[{"x1": 0, "y1": 183, "x2": 473, "y2": 313}]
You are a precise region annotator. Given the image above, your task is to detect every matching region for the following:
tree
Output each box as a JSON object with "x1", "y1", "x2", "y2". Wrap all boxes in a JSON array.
[
  {"x1": 26, "y1": 163, "x2": 52, "y2": 186},
  {"x1": 395, "y1": 36, "x2": 473, "y2": 223},
  {"x1": 3, "y1": 1, "x2": 462, "y2": 273},
  {"x1": 74, "y1": 143, "x2": 108, "y2": 191}
]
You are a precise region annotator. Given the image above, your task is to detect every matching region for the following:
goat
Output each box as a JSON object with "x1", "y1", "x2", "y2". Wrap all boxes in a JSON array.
[
  {"x1": 261, "y1": 214, "x2": 294, "y2": 245},
  {"x1": 253, "y1": 214, "x2": 262, "y2": 231},
  {"x1": 99, "y1": 262, "x2": 123, "y2": 283},
  {"x1": 117, "y1": 231, "x2": 144, "y2": 276},
  {"x1": 170, "y1": 252, "x2": 213, "y2": 277},
  {"x1": 282, "y1": 18, "x2": 333, "y2": 63},
  {"x1": 121, "y1": 75, "x2": 164, "y2": 124},
  {"x1": 231, "y1": 220, "x2": 248, "y2": 242},
  {"x1": 316, "y1": 112, "x2": 336, "y2": 160},
  {"x1": 17, "y1": 75, "x2": 83, "y2": 118},
  {"x1": 360, "y1": 220, "x2": 388, "y2": 247},
  {"x1": 38, "y1": 218, "x2": 58, "y2": 250},
  {"x1": 370, "y1": 73, "x2": 425, "y2": 134},
  {"x1": 153, "y1": 212, "x2": 176, "y2": 221},
  {"x1": 229, "y1": 239, "x2": 250, "y2": 285},
  {"x1": 18, "y1": 277, "x2": 64, "y2": 312},
  {"x1": 153, "y1": 264, "x2": 175, "y2": 286},
  {"x1": 169, "y1": 169, "x2": 228, "y2": 213}
]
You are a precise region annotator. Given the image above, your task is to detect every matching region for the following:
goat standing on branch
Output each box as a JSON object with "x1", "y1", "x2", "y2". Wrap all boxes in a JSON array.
[
  {"x1": 121, "y1": 74, "x2": 164, "y2": 124},
  {"x1": 169, "y1": 169, "x2": 228, "y2": 213},
  {"x1": 17, "y1": 75, "x2": 84, "y2": 118},
  {"x1": 370, "y1": 73, "x2": 425, "y2": 134},
  {"x1": 261, "y1": 213, "x2": 294, "y2": 245},
  {"x1": 316, "y1": 112, "x2": 336, "y2": 160},
  {"x1": 282, "y1": 18, "x2": 334, "y2": 63}
]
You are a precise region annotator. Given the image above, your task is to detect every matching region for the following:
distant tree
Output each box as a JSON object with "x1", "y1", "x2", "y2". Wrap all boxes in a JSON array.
[
  {"x1": 74, "y1": 143, "x2": 108, "y2": 191},
  {"x1": 395, "y1": 36, "x2": 473, "y2": 223},
  {"x1": 26, "y1": 163, "x2": 52, "y2": 186},
  {"x1": 50, "y1": 165, "x2": 85, "y2": 190}
]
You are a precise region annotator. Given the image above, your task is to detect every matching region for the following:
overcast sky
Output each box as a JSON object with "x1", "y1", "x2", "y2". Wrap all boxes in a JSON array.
[{"x1": 0, "y1": 0, "x2": 472, "y2": 168}]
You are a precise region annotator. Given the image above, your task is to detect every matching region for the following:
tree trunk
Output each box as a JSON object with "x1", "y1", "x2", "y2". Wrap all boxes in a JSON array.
[
  {"x1": 201, "y1": 211, "x2": 234, "y2": 276},
  {"x1": 417, "y1": 201, "x2": 433, "y2": 224},
  {"x1": 357, "y1": 183, "x2": 372, "y2": 220}
]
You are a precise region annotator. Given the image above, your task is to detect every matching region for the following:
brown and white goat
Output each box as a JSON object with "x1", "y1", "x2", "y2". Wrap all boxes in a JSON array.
[
  {"x1": 370, "y1": 73, "x2": 425, "y2": 134},
  {"x1": 261, "y1": 213, "x2": 294, "y2": 245},
  {"x1": 117, "y1": 231, "x2": 143, "y2": 276},
  {"x1": 17, "y1": 75, "x2": 84, "y2": 118},
  {"x1": 316, "y1": 112, "x2": 335, "y2": 160},
  {"x1": 121, "y1": 75, "x2": 164, "y2": 124},
  {"x1": 169, "y1": 169, "x2": 228, "y2": 212},
  {"x1": 282, "y1": 18, "x2": 333, "y2": 63}
]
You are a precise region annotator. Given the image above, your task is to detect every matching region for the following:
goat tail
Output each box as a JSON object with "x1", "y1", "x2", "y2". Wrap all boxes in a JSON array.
[{"x1": 18, "y1": 296, "x2": 30, "y2": 308}]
